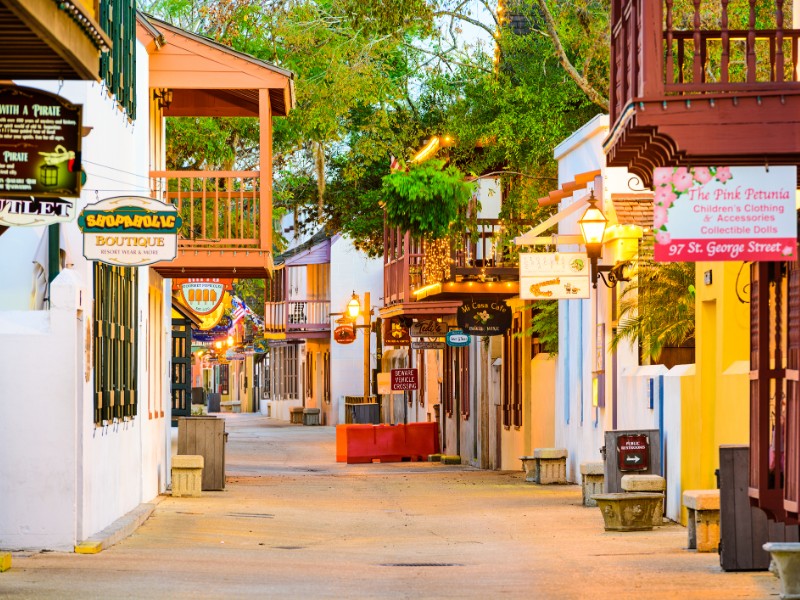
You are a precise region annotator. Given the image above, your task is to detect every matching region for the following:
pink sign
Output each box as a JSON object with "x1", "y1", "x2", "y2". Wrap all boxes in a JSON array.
[{"x1": 652, "y1": 166, "x2": 796, "y2": 262}]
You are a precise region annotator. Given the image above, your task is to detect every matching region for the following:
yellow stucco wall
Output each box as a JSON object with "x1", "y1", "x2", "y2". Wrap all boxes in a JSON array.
[{"x1": 680, "y1": 261, "x2": 750, "y2": 524}]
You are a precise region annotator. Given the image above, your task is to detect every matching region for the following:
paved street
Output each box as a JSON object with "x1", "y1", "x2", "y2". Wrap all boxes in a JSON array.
[{"x1": 0, "y1": 414, "x2": 779, "y2": 599}]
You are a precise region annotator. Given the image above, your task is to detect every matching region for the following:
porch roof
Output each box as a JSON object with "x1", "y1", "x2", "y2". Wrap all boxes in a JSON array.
[
  {"x1": 136, "y1": 13, "x2": 294, "y2": 117},
  {"x1": 379, "y1": 300, "x2": 462, "y2": 320}
]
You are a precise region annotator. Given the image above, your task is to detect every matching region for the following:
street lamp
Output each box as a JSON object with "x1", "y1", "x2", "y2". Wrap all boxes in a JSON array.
[
  {"x1": 346, "y1": 291, "x2": 372, "y2": 402},
  {"x1": 578, "y1": 190, "x2": 632, "y2": 288}
]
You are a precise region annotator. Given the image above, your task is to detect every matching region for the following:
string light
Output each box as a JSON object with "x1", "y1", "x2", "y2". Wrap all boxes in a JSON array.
[{"x1": 422, "y1": 237, "x2": 451, "y2": 285}]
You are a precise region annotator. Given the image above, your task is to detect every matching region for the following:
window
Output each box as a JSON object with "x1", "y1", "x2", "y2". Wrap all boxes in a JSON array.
[
  {"x1": 93, "y1": 263, "x2": 137, "y2": 424},
  {"x1": 443, "y1": 345, "x2": 470, "y2": 419},
  {"x1": 99, "y1": 0, "x2": 137, "y2": 119},
  {"x1": 502, "y1": 314, "x2": 523, "y2": 428},
  {"x1": 323, "y1": 351, "x2": 331, "y2": 404},
  {"x1": 219, "y1": 364, "x2": 229, "y2": 395}
]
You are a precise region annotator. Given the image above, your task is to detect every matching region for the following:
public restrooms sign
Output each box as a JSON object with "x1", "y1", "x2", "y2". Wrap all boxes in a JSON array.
[
  {"x1": 652, "y1": 166, "x2": 797, "y2": 262},
  {"x1": 78, "y1": 196, "x2": 182, "y2": 266},
  {"x1": 0, "y1": 85, "x2": 82, "y2": 198}
]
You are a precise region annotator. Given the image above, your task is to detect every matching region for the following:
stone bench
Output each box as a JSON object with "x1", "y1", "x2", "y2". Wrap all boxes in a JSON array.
[
  {"x1": 290, "y1": 407, "x2": 304, "y2": 424},
  {"x1": 580, "y1": 462, "x2": 604, "y2": 507},
  {"x1": 621, "y1": 474, "x2": 666, "y2": 526},
  {"x1": 303, "y1": 407, "x2": 321, "y2": 426},
  {"x1": 172, "y1": 455, "x2": 204, "y2": 498},
  {"x1": 220, "y1": 401, "x2": 241, "y2": 413},
  {"x1": 520, "y1": 448, "x2": 567, "y2": 484},
  {"x1": 683, "y1": 489, "x2": 720, "y2": 552}
]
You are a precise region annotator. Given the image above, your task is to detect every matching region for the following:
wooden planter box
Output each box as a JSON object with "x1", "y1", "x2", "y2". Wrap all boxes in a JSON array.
[{"x1": 177, "y1": 417, "x2": 226, "y2": 491}]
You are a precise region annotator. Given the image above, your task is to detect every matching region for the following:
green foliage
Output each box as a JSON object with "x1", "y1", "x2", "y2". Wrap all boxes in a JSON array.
[
  {"x1": 611, "y1": 251, "x2": 696, "y2": 362},
  {"x1": 382, "y1": 160, "x2": 474, "y2": 239},
  {"x1": 527, "y1": 301, "x2": 559, "y2": 355}
]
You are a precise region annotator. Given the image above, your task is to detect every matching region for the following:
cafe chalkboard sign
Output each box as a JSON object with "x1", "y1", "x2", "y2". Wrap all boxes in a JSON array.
[
  {"x1": 0, "y1": 85, "x2": 82, "y2": 198},
  {"x1": 457, "y1": 299, "x2": 512, "y2": 336}
]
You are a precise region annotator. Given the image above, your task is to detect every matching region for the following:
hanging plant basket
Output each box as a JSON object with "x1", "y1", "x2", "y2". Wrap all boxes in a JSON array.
[{"x1": 381, "y1": 159, "x2": 474, "y2": 239}]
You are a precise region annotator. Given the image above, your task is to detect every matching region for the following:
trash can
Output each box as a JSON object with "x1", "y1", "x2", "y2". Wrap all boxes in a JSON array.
[
  {"x1": 206, "y1": 393, "x2": 221, "y2": 413},
  {"x1": 177, "y1": 416, "x2": 226, "y2": 491}
]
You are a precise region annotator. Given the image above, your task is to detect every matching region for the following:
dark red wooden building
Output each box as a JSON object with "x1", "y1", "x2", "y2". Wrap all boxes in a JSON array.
[{"x1": 606, "y1": 0, "x2": 800, "y2": 523}]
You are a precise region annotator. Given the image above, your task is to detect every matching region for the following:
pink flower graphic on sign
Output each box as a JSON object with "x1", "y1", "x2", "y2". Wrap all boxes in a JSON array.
[
  {"x1": 672, "y1": 167, "x2": 694, "y2": 192},
  {"x1": 653, "y1": 205, "x2": 669, "y2": 229},
  {"x1": 654, "y1": 185, "x2": 677, "y2": 207},
  {"x1": 655, "y1": 230, "x2": 671, "y2": 245},
  {"x1": 654, "y1": 169, "x2": 673, "y2": 187},
  {"x1": 652, "y1": 166, "x2": 734, "y2": 248},
  {"x1": 715, "y1": 167, "x2": 733, "y2": 183},
  {"x1": 692, "y1": 167, "x2": 712, "y2": 184},
  {"x1": 783, "y1": 246, "x2": 794, "y2": 257}
]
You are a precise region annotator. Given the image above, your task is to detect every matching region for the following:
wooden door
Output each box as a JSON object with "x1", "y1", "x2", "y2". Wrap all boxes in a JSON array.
[{"x1": 171, "y1": 317, "x2": 192, "y2": 423}]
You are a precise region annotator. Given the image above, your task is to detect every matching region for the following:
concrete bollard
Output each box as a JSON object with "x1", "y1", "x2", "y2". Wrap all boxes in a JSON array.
[
  {"x1": 532, "y1": 448, "x2": 568, "y2": 484},
  {"x1": 683, "y1": 490, "x2": 720, "y2": 552},
  {"x1": 172, "y1": 455, "x2": 204, "y2": 497},
  {"x1": 580, "y1": 462, "x2": 604, "y2": 507}
]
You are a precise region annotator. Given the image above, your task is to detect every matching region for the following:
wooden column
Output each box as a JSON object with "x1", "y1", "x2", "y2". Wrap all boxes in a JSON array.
[{"x1": 259, "y1": 88, "x2": 273, "y2": 260}]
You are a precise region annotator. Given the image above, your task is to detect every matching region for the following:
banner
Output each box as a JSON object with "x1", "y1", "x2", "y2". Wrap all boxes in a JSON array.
[
  {"x1": 520, "y1": 252, "x2": 590, "y2": 300},
  {"x1": 652, "y1": 166, "x2": 797, "y2": 262}
]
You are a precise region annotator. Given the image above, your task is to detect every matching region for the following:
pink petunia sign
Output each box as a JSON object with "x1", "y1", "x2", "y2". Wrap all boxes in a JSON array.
[{"x1": 652, "y1": 166, "x2": 797, "y2": 262}]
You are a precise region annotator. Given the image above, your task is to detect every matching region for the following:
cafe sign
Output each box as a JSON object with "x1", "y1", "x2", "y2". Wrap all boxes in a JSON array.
[
  {"x1": 0, "y1": 85, "x2": 82, "y2": 198},
  {"x1": 77, "y1": 196, "x2": 182, "y2": 266},
  {"x1": 0, "y1": 197, "x2": 75, "y2": 226},
  {"x1": 457, "y1": 299, "x2": 512, "y2": 336},
  {"x1": 652, "y1": 166, "x2": 797, "y2": 262},
  {"x1": 520, "y1": 252, "x2": 590, "y2": 300}
]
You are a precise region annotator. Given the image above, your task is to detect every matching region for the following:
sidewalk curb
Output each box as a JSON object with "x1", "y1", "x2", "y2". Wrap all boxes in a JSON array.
[{"x1": 74, "y1": 496, "x2": 163, "y2": 554}]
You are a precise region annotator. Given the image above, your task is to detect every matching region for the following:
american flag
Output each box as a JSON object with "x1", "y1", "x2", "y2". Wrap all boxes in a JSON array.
[{"x1": 230, "y1": 297, "x2": 247, "y2": 326}]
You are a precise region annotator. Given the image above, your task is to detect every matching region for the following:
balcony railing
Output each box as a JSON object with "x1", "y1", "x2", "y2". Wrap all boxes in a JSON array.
[
  {"x1": 384, "y1": 219, "x2": 527, "y2": 304},
  {"x1": 264, "y1": 300, "x2": 331, "y2": 334},
  {"x1": 611, "y1": 1, "x2": 800, "y2": 122},
  {"x1": 150, "y1": 171, "x2": 265, "y2": 250}
]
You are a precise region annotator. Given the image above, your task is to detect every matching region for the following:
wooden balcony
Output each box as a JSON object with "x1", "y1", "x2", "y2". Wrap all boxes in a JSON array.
[
  {"x1": 606, "y1": 1, "x2": 800, "y2": 187},
  {"x1": 383, "y1": 219, "x2": 525, "y2": 306},
  {"x1": 264, "y1": 300, "x2": 331, "y2": 339},
  {"x1": 150, "y1": 171, "x2": 272, "y2": 278}
]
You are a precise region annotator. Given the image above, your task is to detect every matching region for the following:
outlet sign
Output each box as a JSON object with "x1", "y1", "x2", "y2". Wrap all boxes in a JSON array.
[{"x1": 617, "y1": 434, "x2": 649, "y2": 472}]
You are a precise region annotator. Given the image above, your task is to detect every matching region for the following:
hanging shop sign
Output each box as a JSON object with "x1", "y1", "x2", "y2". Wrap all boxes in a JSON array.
[
  {"x1": 0, "y1": 197, "x2": 75, "y2": 226},
  {"x1": 409, "y1": 320, "x2": 448, "y2": 337},
  {"x1": 410, "y1": 340, "x2": 445, "y2": 350},
  {"x1": 519, "y1": 252, "x2": 590, "y2": 300},
  {"x1": 457, "y1": 299, "x2": 512, "y2": 336},
  {"x1": 253, "y1": 339, "x2": 269, "y2": 354},
  {"x1": 225, "y1": 349, "x2": 246, "y2": 361},
  {"x1": 176, "y1": 278, "x2": 232, "y2": 315},
  {"x1": 390, "y1": 368, "x2": 419, "y2": 391},
  {"x1": 190, "y1": 315, "x2": 233, "y2": 342},
  {"x1": 446, "y1": 329, "x2": 471, "y2": 347},
  {"x1": 0, "y1": 85, "x2": 83, "y2": 198},
  {"x1": 383, "y1": 318, "x2": 411, "y2": 346},
  {"x1": 77, "y1": 196, "x2": 182, "y2": 266},
  {"x1": 334, "y1": 324, "x2": 356, "y2": 344},
  {"x1": 652, "y1": 166, "x2": 797, "y2": 262}
]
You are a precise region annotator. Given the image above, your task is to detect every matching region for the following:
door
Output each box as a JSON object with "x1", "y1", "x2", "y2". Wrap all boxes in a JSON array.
[{"x1": 171, "y1": 317, "x2": 192, "y2": 424}]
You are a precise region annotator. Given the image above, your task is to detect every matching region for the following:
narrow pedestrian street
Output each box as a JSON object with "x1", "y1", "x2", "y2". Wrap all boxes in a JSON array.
[{"x1": 0, "y1": 415, "x2": 779, "y2": 599}]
